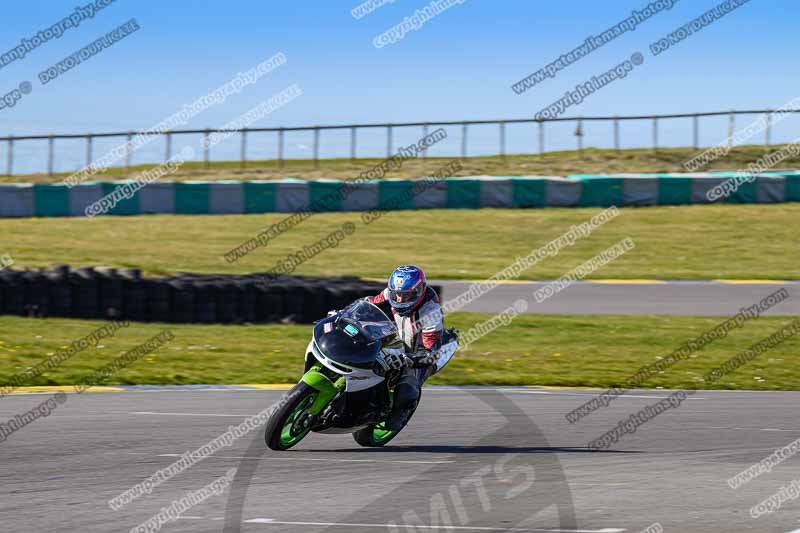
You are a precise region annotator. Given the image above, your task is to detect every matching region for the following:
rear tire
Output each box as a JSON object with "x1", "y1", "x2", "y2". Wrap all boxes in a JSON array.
[
  {"x1": 353, "y1": 407, "x2": 417, "y2": 447},
  {"x1": 265, "y1": 383, "x2": 318, "y2": 451}
]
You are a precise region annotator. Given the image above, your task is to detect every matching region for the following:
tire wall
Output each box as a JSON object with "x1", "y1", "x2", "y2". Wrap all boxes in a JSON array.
[{"x1": 0, "y1": 266, "x2": 442, "y2": 325}]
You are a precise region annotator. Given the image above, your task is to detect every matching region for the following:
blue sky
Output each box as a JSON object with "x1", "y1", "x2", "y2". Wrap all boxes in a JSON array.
[{"x1": 0, "y1": 0, "x2": 796, "y2": 173}]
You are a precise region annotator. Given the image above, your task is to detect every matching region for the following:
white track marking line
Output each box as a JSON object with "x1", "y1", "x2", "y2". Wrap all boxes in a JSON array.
[
  {"x1": 244, "y1": 518, "x2": 625, "y2": 532},
  {"x1": 427, "y1": 388, "x2": 593, "y2": 392},
  {"x1": 568, "y1": 483, "x2": 629, "y2": 487},
  {"x1": 157, "y1": 453, "x2": 453, "y2": 465},
  {"x1": 128, "y1": 388, "x2": 255, "y2": 393},
  {"x1": 6, "y1": 386, "x2": 743, "y2": 398},
  {"x1": 1, "y1": 388, "x2": 265, "y2": 397},
  {"x1": 706, "y1": 426, "x2": 799, "y2": 432},
  {"x1": 131, "y1": 411, "x2": 253, "y2": 417},
  {"x1": 0, "y1": 410, "x2": 249, "y2": 419},
  {"x1": 496, "y1": 390, "x2": 705, "y2": 400}
]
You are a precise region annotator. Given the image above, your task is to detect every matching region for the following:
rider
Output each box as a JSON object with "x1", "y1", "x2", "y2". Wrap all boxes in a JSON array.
[{"x1": 368, "y1": 265, "x2": 443, "y2": 429}]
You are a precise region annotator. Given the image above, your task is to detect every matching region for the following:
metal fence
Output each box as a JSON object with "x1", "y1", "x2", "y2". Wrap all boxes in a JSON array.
[{"x1": 2, "y1": 108, "x2": 796, "y2": 176}]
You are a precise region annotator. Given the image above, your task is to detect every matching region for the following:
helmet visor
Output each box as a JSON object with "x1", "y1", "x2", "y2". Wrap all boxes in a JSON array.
[{"x1": 388, "y1": 284, "x2": 424, "y2": 305}]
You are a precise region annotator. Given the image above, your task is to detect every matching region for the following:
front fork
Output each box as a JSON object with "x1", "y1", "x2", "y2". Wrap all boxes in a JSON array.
[{"x1": 301, "y1": 364, "x2": 346, "y2": 416}]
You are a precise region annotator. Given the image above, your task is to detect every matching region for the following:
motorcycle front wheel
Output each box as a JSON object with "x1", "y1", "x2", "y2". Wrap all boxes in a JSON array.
[{"x1": 265, "y1": 383, "x2": 319, "y2": 451}]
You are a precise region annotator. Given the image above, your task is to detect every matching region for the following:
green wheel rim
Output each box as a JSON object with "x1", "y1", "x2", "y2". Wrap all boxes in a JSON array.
[
  {"x1": 372, "y1": 421, "x2": 397, "y2": 443},
  {"x1": 279, "y1": 393, "x2": 317, "y2": 447}
]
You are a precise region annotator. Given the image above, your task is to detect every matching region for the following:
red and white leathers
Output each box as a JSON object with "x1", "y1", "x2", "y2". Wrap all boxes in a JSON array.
[
  {"x1": 369, "y1": 285, "x2": 443, "y2": 429},
  {"x1": 368, "y1": 286, "x2": 443, "y2": 353}
]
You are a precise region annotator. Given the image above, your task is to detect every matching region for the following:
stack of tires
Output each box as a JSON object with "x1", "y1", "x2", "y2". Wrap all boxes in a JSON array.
[{"x1": 0, "y1": 266, "x2": 429, "y2": 325}]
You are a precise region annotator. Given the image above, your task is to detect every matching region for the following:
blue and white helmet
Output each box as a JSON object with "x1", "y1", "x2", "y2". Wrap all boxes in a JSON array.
[{"x1": 387, "y1": 265, "x2": 427, "y2": 316}]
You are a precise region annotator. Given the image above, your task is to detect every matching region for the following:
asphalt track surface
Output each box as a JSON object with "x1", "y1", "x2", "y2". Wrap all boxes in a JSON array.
[
  {"x1": 434, "y1": 281, "x2": 800, "y2": 316},
  {"x1": 4, "y1": 387, "x2": 800, "y2": 533}
]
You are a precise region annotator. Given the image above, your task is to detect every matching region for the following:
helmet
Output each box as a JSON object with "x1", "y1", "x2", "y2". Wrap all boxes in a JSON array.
[{"x1": 387, "y1": 265, "x2": 427, "y2": 316}]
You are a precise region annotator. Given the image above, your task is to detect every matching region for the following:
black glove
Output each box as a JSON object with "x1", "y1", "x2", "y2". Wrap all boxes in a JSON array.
[
  {"x1": 383, "y1": 351, "x2": 409, "y2": 371},
  {"x1": 409, "y1": 350, "x2": 437, "y2": 367}
]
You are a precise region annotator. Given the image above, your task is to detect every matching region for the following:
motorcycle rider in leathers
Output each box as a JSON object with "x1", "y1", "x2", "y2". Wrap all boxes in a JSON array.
[{"x1": 367, "y1": 265, "x2": 443, "y2": 430}]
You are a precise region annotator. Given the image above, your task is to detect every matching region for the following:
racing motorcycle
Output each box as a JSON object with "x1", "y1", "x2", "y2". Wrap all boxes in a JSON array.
[{"x1": 265, "y1": 299, "x2": 458, "y2": 450}]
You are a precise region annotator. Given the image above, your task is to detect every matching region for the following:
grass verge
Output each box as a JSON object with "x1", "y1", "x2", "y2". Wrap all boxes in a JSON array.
[
  {"x1": 1, "y1": 314, "x2": 798, "y2": 390},
  {"x1": 1, "y1": 204, "x2": 798, "y2": 280},
  {"x1": 2, "y1": 145, "x2": 798, "y2": 184}
]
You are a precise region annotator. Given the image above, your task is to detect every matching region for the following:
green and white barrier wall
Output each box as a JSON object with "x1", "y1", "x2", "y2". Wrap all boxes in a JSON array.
[{"x1": 1, "y1": 172, "x2": 799, "y2": 217}]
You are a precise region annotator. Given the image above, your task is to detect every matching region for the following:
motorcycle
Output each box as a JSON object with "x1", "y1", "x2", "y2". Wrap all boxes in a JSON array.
[{"x1": 265, "y1": 299, "x2": 458, "y2": 450}]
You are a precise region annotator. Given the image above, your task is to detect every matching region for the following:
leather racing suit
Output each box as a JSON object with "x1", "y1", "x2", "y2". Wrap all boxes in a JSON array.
[{"x1": 368, "y1": 286, "x2": 443, "y2": 428}]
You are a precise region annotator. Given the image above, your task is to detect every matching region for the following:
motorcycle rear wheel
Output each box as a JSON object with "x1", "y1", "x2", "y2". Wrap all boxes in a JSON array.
[
  {"x1": 265, "y1": 383, "x2": 319, "y2": 451},
  {"x1": 352, "y1": 407, "x2": 416, "y2": 447}
]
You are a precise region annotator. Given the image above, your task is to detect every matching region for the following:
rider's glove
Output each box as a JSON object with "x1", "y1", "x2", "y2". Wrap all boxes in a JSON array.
[
  {"x1": 383, "y1": 351, "x2": 409, "y2": 371},
  {"x1": 410, "y1": 349, "x2": 437, "y2": 367}
]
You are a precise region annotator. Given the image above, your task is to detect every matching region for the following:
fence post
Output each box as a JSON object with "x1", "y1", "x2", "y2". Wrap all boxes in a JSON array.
[
  {"x1": 125, "y1": 132, "x2": 133, "y2": 170},
  {"x1": 765, "y1": 113, "x2": 772, "y2": 152},
  {"x1": 499, "y1": 121, "x2": 506, "y2": 160},
  {"x1": 575, "y1": 118, "x2": 583, "y2": 156},
  {"x1": 48, "y1": 135, "x2": 54, "y2": 177},
  {"x1": 313, "y1": 126, "x2": 320, "y2": 169},
  {"x1": 421, "y1": 123, "x2": 429, "y2": 158},
  {"x1": 350, "y1": 127, "x2": 356, "y2": 162},
  {"x1": 538, "y1": 120, "x2": 544, "y2": 156},
  {"x1": 727, "y1": 112, "x2": 735, "y2": 151},
  {"x1": 202, "y1": 129, "x2": 211, "y2": 169},
  {"x1": 278, "y1": 127, "x2": 284, "y2": 169},
  {"x1": 693, "y1": 115, "x2": 699, "y2": 149},
  {"x1": 165, "y1": 132, "x2": 172, "y2": 162},
  {"x1": 86, "y1": 134, "x2": 93, "y2": 169},
  {"x1": 386, "y1": 125, "x2": 393, "y2": 157},
  {"x1": 240, "y1": 128, "x2": 248, "y2": 169},
  {"x1": 6, "y1": 134, "x2": 12, "y2": 176},
  {"x1": 613, "y1": 116, "x2": 620, "y2": 152},
  {"x1": 461, "y1": 123, "x2": 468, "y2": 159},
  {"x1": 652, "y1": 116, "x2": 658, "y2": 152}
]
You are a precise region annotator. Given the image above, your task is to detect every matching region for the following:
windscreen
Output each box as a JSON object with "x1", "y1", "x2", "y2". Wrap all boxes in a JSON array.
[{"x1": 339, "y1": 300, "x2": 396, "y2": 341}]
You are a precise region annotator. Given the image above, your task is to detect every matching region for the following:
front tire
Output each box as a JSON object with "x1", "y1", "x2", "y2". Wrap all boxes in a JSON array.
[{"x1": 265, "y1": 383, "x2": 318, "y2": 451}]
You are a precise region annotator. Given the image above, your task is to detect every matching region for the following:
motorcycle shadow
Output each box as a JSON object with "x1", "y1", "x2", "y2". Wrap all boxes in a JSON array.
[{"x1": 297, "y1": 445, "x2": 642, "y2": 454}]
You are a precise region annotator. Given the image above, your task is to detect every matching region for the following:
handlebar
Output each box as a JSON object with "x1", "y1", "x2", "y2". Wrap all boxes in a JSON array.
[{"x1": 406, "y1": 353, "x2": 434, "y2": 368}]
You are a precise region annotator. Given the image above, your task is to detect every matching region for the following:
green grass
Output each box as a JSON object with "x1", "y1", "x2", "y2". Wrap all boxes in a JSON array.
[
  {"x1": 1, "y1": 314, "x2": 798, "y2": 390},
  {"x1": 1, "y1": 204, "x2": 798, "y2": 280},
  {"x1": 3, "y1": 145, "x2": 798, "y2": 184}
]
